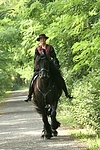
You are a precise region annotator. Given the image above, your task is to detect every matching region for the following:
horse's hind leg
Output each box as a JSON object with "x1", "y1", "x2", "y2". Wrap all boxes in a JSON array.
[
  {"x1": 41, "y1": 110, "x2": 52, "y2": 139},
  {"x1": 51, "y1": 102, "x2": 60, "y2": 135}
]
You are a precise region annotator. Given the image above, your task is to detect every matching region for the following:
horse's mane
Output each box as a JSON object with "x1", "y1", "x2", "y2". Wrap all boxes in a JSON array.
[{"x1": 49, "y1": 60, "x2": 63, "y2": 90}]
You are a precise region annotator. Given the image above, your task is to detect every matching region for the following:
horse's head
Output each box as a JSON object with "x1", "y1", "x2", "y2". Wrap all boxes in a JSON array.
[{"x1": 35, "y1": 51, "x2": 50, "y2": 79}]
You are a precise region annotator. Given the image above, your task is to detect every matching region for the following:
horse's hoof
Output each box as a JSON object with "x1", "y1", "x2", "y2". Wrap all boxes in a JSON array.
[
  {"x1": 52, "y1": 130, "x2": 58, "y2": 136},
  {"x1": 44, "y1": 135, "x2": 51, "y2": 140},
  {"x1": 41, "y1": 129, "x2": 52, "y2": 139},
  {"x1": 41, "y1": 133, "x2": 51, "y2": 139},
  {"x1": 52, "y1": 121, "x2": 61, "y2": 130}
]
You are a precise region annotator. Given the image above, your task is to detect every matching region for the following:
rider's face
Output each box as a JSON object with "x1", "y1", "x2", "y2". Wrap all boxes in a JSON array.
[{"x1": 40, "y1": 37, "x2": 46, "y2": 45}]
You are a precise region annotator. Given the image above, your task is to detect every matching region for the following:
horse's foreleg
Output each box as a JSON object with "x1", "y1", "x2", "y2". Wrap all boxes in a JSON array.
[
  {"x1": 51, "y1": 102, "x2": 60, "y2": 131},
  {"x1": 41, "y1": 110, "x2": 52, "y2": 139}
]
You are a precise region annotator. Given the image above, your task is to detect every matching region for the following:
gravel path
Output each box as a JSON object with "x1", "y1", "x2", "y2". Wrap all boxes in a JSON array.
[{"x1": 0, "y1": 90, "x2": 87, "y2": 150}]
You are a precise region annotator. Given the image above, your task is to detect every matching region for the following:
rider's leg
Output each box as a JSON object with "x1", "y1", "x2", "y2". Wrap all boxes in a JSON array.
[
  {"x1": 53, "y1": 58, "x2": 71, "y2": 98},
  {"x1": 24, "y1": 72, "x2": 38, "y2": 102},
  {"x1": 60, "y1": 76, "x2": 72, "y2": 98},
  {"x1": 24, "y1": 77, "x2": 34, "y2": 102}
]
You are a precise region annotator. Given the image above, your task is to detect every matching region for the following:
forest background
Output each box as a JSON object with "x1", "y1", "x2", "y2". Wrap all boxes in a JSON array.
[{"x1": 0, "y1": 0, "x2": 100, "y2": 139}]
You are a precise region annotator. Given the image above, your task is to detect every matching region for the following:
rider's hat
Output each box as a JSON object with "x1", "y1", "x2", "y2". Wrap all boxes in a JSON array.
[{"x1": 36, "y1": 34, "x2": 49, "y2": 41}]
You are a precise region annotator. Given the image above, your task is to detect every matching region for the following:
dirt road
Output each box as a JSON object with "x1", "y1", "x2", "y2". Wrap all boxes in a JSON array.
[{"x1": 0, "y1": 90, "x2": 87, "y2": 150}]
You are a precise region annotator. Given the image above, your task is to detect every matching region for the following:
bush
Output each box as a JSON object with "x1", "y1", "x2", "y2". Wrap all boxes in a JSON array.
[{"x1": 71, "y1": 70, "x2": 100, "y2": 133}]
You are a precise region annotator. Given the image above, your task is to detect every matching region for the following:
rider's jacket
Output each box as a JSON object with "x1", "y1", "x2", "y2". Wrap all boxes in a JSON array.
[{"x1": 34, "y1": 44, "x2": 60, "y2": 70}]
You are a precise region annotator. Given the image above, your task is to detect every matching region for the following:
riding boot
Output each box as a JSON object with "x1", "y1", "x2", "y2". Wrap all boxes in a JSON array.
[
  {"x1": 24, "y1": 71, "x2": 39, "y2": 102},
  {"x1": 61, "y1": 77, "x2": 73, "y2": 99},
  {"x1": 24, "y1": 80, "x2": 33, "y2": 102}
]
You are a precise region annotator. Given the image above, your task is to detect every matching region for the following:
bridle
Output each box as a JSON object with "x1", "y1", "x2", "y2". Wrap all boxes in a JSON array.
[
  {"x1": 39, "y1": 68, "x2": 50, "y2": 79},
  {"x1": 38, "y1": 56, "x2": 50, "y2": 79},
  {"x1": 37, "y1": 79, "x2": 55, "y2": 105},
  {"x1": 37, "y1": 57, "x2": 55, "y2": 105}
]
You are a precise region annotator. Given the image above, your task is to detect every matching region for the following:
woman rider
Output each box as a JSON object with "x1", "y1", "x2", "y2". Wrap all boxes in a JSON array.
[{"x1": 25, "y1": 34, "x2": 72, "y2": 102}]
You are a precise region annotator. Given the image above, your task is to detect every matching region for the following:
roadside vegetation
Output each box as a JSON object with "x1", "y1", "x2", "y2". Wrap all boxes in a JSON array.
[
  {"x1": 0, "y1": 0, "x2": 100, "y2": 149},
  {"x1": 57, "y1": 95, "x2": 100, "y2": 149}
]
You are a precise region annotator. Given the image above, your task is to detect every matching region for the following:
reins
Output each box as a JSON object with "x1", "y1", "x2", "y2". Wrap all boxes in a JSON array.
[
  {"x1": 36, "y1": 54, "x2": 55, "y2": 106},
  {"x1": 37, "y1": 79, "x2": 55, "y2": 106}
]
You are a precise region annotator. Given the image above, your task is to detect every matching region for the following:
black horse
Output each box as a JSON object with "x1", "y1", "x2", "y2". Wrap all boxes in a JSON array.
[{"x1": 33, "y1": 52, "x2": 65, "y2": 139}]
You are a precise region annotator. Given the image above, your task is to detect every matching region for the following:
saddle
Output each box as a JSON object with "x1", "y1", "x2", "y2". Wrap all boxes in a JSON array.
[{"x1": 31, "y1": 74, "x2": 38, "y2": 87}]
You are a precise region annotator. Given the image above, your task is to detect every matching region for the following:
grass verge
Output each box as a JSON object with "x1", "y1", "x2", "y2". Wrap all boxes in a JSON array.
[{"x1": 57, "y1": 113, "x2": 100, "y2": 150}]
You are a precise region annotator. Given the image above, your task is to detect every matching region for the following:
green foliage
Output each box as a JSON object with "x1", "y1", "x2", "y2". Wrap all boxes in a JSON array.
[
  {"x1": 71, "y1": 70, "x2": 100, "y2": 133},
  {"x1": 69, "y1": 128, "x2": 100, "y2": 150}
]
